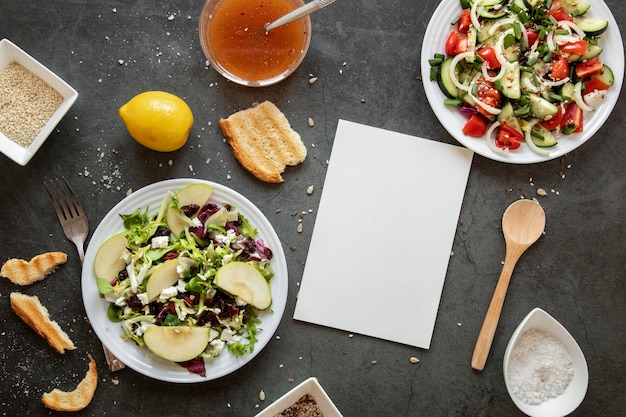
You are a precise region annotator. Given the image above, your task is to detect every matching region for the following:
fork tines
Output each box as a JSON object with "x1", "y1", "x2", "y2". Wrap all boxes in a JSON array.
[{"x1": 44, "y1": 177, "x2": 85, "y2": 221}]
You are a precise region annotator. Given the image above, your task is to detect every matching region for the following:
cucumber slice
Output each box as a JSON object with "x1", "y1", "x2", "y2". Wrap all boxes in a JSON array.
[
  {"x1": 529, "y1": 94, "x2": 559, "y2": 120},
  {"x1": 559, "y1": 82, "x2": 575, "y2": 100},
  {"x1": 479, "y1": 7, "x2": 508, "y2": 19},
  {"x1": 470, "y1": 0, "x2": 507, "y2": 6},
  {"x1": 560, "y1": 0, "x2": 591, "y2": 16},
  {"x1": 523, "y1": 0, "x2": 545, "y2": 8},
  {"x1": 531, "y1": 124, "x2": 558, "y2": 148},
  {"x1": 466, "y1": 27, "x2": 478, "y2": 64},
  {"x1": 497, "y1": 102, "x2": 523, "y2": 133},
  {"x1": 582, "y1": 43, "x2": 603, "y2": 60},
  {"x1": 521, "y1": 71, "x2": 540, "y2": 94},
  {"x1": 595, "y1": 64, "x2": 615, "y2": 87},
  {"x1": 574, "y1": 17, "x2": 609, "y2": 37},
  {"x1": 437, "y1": 58, "x2": 460, "y2": 98},
  {"x1": 501, "y1": 62, "x2": 521, "y2": 100}
]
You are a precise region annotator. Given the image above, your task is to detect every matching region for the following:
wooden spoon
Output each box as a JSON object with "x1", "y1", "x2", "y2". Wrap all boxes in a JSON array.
[{"x1": 471, "y1": 199, "x2": 546, "y2": 371}]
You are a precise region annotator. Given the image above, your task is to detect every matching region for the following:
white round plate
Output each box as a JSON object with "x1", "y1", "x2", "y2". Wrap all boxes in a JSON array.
[
  {"x1": 421, "y1": 0, "x2": 624, "y2": 163},
  {"x1": 81, "y1": 179, "x2": 288, "y2": 383}
]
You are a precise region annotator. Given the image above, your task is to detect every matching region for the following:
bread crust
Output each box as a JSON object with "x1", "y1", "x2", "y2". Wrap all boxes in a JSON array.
[
  {"x1": 219, "y1": 101, "x2": 306, "y2": 183},
  {"x1": 1, "y1": 252, "x2": 67, "y2": 285},
  {"x1": 9, "y1": 292, "x2": 76, "y2": 354},
  {"x1": 42, "y1": 354, "x2": 98, "y2": 411}
]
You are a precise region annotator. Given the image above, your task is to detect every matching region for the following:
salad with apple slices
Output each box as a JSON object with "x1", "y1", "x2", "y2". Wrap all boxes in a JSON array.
[
  {"x1": 94, "y1": 183, "x2": 274, "y2": 376},
  {"x1": 428, "y1": 0, "x2": 614, "y2": 156}
]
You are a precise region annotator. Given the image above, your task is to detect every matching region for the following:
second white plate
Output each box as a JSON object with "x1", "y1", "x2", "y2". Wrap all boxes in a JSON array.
[
  {"x1": 421, "y1": 0, "x2": 624, "y2": 163},
  {"x1": 81, "y1": 179, "x2": 288, "y2": 383}
]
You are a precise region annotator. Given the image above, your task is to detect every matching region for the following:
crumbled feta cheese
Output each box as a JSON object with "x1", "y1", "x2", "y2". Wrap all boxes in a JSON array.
[
  {"x1": 210, "y1": 339, "x2": 225, "y2": 354},
  {"x1": 191, "y1": 217, "x2": 202, "y2": 227},
  {"x1": 220, "y1": 328, "x2": 237, "y2": 343},
  {"x1": 159, "y1": 286, "x2": 178, "y2": 301},
  {"x1": 137, "y1": 292, "x2": 149, "y2": 305},
  {"x1": 135, "y1": 322, "x2": 151, "y2": 336},
  {"x1": 151, "y1": 235, "x2": 169, "y2": 249}
]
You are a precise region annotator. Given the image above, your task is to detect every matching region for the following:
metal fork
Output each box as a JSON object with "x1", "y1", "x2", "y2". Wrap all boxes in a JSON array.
[{"x1": 44, "y1": 177, "x2": 125, "y2": 372}]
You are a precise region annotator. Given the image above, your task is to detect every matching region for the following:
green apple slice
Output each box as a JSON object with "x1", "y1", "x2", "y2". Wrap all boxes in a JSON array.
[
  {"x1": 146, "y1": 259, "x2": 180, "y2": 301},
  {"x1": 214, "y1": 262, "x2": 272, "y2": 310},
  {"x1": 94, "y1": 232, "x2": 128, "y2": 281},
  {"x1": 143, "y1": 326, "x2": 210, "y2": 362},
  {"x1": 166, "y1": 183, "x2": 213, "y2": 237}
]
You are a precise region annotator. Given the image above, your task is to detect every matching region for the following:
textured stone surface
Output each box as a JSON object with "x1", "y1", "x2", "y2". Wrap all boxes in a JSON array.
[{"x1": 0, "y1": 1, "x2": 624, "y2": 416}]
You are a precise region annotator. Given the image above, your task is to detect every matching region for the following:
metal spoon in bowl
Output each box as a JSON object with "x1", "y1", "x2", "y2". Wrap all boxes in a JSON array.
[
  {"x1": 471, "y1": 199, "x2": 546, "y2": 371},
  {"x1": 265, "y1": 0, "x2": 336, "y2": 32}
]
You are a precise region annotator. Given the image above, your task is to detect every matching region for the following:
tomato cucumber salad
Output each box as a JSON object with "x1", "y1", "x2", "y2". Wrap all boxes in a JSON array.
[
  {"x1": 428, "y1": 0, "x2": 614, "y2": 156},
  {"x1": 94, "y1": 183, "x2": 275, "y2": 376}
]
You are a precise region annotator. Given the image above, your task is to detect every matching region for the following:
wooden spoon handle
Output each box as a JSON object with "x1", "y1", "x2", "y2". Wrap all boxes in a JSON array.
[{"x1": 471, "y1": 257, "x2": 517, "y2": 371}]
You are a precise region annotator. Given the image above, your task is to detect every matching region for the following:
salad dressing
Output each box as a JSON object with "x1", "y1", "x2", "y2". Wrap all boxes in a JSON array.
[{"x1": 202, "y1": 0, "x2": 309, "y2": 81}]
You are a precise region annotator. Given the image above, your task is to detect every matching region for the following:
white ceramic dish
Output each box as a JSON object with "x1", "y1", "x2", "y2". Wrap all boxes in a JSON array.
[
  {"x1": 81, "y1": 179, "x2": 288, "y2": 383},
  {"x1": 0, "y1": 38, "x2": 78, "y2": 166},
  {"x1": 503, "y1": 308, "x2": 588, "y2": 417},
  {"x1": 421, "y1": 0, "x2": 624, "y2": 164},
  {"x1": 255, "y1": 377, "x2": 343, "y2": 417}
]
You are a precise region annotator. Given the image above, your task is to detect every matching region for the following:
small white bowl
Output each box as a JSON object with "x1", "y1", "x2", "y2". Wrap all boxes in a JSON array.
[
  {"x1": 255, "y1": 377, "x2": 343, "y2": 417},
  {"x1": 0, "y1": 39, "x2": 78, "y2": 166},
  {"x1": 503, "y1": 308, "x2": 588, "y2": 417}
]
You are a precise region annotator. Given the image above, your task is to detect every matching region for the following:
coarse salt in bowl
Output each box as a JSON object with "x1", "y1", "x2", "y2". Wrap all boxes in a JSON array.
[
  {"x1": 503, "y1": 308, "x2": 588, "y2": 417},
  {"x1": 0, "y1": 39, "x2": 78, "y2": 166}
]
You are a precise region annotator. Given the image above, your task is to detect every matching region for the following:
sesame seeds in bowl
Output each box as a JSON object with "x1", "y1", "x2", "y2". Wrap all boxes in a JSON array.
[
  {"x1": 0, "y1": 39, "x2": 78, "y2": 166},
  {"x1": 503, "y1": 308, "x2": 588, "y2": 417}
]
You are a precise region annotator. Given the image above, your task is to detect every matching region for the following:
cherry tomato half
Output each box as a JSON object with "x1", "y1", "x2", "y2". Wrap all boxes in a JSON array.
[
  {"x1": 576, "y1": 57, "x2": 604, "y2": 79},
  {"x1": 478, "y1": 47, "x2": 501, "y2": 70},
  {"x1": 525, "y1": 28, "x2": 539, "y2": 48},
  {"x1": 549, "y1": 1, "x2": 573, "y2": 22},
  {"x1": 457, "y1": 10, "x2": 472, "y2": 34},
  {"x1": 584, "y1": 75, "x2": 610, "y2": 95},
  {"x1": 495, "y1": 123, "x2": 523, "y2": 150},
  {"x1": 550, "y1": 56, "x2": 570, "y2": 81},
  {"x1": 561, "y1": 102, "x2": 584, "y2": 134},
  {"x1": 560, "y1": 40, "x2": 587, "y2": 57},
  {"x1": 445, "y1": 31, "x2": 470, "y2": 56},
  {"x1": 540, "y1": 105, "x2": 564, "y2": 130},
  {"x1": 462, "y1": 114, "x2": 489, "y2": 137},
  {"x1": 475, "y1": 77, "x2": 501, "y2": 117}
]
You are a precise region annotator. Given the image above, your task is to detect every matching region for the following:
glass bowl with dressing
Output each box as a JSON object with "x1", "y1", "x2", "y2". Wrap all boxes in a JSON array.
[{"x1": 199, "y1": 0, "x2": 312, "y2": 87}]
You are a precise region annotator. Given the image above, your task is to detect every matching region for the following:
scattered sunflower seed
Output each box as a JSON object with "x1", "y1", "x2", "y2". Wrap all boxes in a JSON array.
[
  {"x1": 308, "y1": 117, "x2": 314, "y2": 127},
  {"x1": 536, "y1": 188, "x2": 548, "y2": 197},
  {"x1": 308, "y1": 77, "x2": 318, "y2": 85},
  {"x1": 410, "y1": 357, "x2": 420, "y2": 364},
  {"x1": 297, "y1": 223, "x2": 303, "y2": 233},
  {"x1": 259, "y1": 390, "x2": 265, "y2": 401},
  {"x1": 307, "y1": 185, "x2": 314, "y2": 195}
]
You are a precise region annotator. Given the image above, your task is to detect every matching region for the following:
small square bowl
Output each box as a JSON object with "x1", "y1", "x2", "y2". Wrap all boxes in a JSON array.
[
  {"x1": 503, "y1": 308, "x2": 588, "y2": 417},
  {"x1": 0, "y1": 38, "x2": 78, "y2": 166},
  {"x1": 255, "y1": 377, "x2": 343, "y2": 417}
]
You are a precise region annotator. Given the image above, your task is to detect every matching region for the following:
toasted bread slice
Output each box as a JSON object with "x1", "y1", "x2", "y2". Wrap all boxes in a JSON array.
[
  {"x1": 1, "y1": 252, "x2": 67, "y2": 285},
  {"x1": 219, "y1": 101, "x2": 307, "y2": 183},
  {"x1": 9, "y1": 292, "x2": 76, "y2": 354},
  {"x1": 42, "y1": 354, "x2": 98, "y2": 411}
]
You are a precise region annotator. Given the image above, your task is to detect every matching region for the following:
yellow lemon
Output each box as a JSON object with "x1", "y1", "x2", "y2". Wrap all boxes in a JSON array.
[{"x1": 119, "y1": 91, "x2": 193, "y2": 152}]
